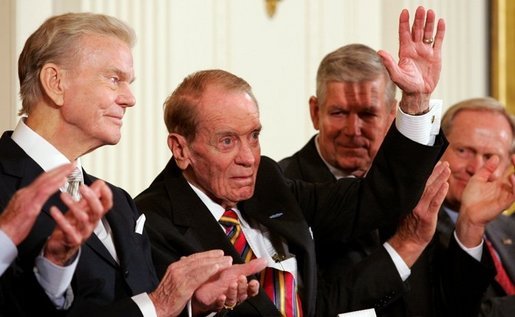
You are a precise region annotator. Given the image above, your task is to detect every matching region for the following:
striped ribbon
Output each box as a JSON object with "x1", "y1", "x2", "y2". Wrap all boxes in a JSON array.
[{"x1": 219, "y1": 209, "x2": 303, "y2": 317}]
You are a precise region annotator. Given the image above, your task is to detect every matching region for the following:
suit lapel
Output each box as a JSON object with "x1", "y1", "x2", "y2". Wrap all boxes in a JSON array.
[
  {"x1": 163, "y1": 163, "x2": 242, "y2": 261},
  {"x1": 296, "y1": 136, "x2": 336, "y2": 182},
  {"x1": 81, "y1": 172, "x2": 119, "y2": 267}
]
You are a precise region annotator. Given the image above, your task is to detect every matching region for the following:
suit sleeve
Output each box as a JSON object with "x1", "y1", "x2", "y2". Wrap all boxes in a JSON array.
[
  {"x1": 294, "y1": 125, "x2": 448, "y2": 242},
  {"x1": 316, "y1": 246, "x2": 408, "y2": 316},
  {"x1": 436, "y1": 234, "x2": 496, "y2": 316}
]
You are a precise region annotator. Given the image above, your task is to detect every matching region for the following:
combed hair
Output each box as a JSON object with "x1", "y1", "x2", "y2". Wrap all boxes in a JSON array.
[
  {"x1": 316, "y1": 44, "x2": 396, "y2": 109},
  {"x1": 163, "y1": 69, "x2": 258, "y2": 140},
  {"x1": 18, "y1": 12, "x2": 135, "y2": 115},
  {"x1": 441, "y1": 97, "x2": 515, "y2": 153}
]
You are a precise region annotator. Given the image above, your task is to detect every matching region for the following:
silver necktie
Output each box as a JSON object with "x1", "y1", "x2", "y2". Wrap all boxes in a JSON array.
[{"x1": 65, "y1": 167, "x2": 83, "y2": 201}]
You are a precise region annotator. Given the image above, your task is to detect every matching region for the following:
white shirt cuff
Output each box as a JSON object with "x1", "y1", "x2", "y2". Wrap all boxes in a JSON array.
[
  {"x1": 34, "y1": 248, "x2": 79, "y2": 308},
  {"x1": 132, "y1": 293, "x2": 158, "y2": 317},
  {"x1": 383, "y1": 242, "x2": 411, "y2": 281},
  {"x1": 453, "y1": 230, "x2": 483, "y2": 261},
  {"x1": 395, "y1": 99, "x2": 442, "y2": 146},
  {"x1": 0, "y1": 229, "x2": 17, "y2": 276}
]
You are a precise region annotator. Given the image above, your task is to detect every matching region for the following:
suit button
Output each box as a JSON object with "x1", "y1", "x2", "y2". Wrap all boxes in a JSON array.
[{"x1": 124, "y1": 270, "x2": 129, "y2": 277}]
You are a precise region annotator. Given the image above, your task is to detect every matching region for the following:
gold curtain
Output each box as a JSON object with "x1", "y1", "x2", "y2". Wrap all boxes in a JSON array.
[{"x1": 490, "y1": 0, "x2": 515, "y2": 114}]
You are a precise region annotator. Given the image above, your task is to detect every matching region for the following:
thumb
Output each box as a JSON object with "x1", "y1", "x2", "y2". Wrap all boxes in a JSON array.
[
  {"x1": 232, "y1": 258, "x2": 267, "y2": 276},
  {"x1": 377, "y1": 50, "x2": 399, "y2": 80},
  {"x1": 474, "y1": 156, "x2": 500, "y2": 182}
]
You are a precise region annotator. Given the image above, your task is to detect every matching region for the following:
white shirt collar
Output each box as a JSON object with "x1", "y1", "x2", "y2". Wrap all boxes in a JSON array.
[
  {"x1": 187, "y1": 181, "x2": 249, "y2": 226},
  {"x1": 11, "y1": 118, "x2": 82, "y2": 172}
]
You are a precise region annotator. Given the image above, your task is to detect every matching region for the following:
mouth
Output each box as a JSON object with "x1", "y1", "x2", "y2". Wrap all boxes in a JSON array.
[
  {"x1": 106, "y1": 114, "x2": 124, "y2": 126},
  {"x1": 339, "y1": 145, "x2": 367, "y2": 153},
  {"x1": 231, "y1": 175, "x2": 254, "y2": 184}
]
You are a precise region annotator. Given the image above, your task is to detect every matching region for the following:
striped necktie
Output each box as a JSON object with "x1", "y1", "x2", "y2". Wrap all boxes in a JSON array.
[
  {"x1": 219, "y1": 209, "x2": 303, "y2": 317},
  {"x1": 65, "y1": 167, "x2": 83, "y2": 201}
]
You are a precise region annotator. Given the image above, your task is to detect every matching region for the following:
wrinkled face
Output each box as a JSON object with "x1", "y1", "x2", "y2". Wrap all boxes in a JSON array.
[
  {"x1": 310, "y1": 79, "x2": 396, "y2": 177},
  {"x1": 441, "y1": 110, "x2": 512, "y2": 210},
  {"x1": 181, "y1": 85, "x2": 261, "y2": 208},
  {"x1": 61, "y1": 34, "x2": 135, "y2": 151}
]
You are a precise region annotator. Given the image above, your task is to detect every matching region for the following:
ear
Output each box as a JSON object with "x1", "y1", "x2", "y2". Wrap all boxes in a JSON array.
[
  {"x1": 168, "y1": 133, "x2": 191, "y2": 170},
  {"x1": 309, "y1": 96, "x2": 321, "y2": 130},
  {"x1": 39, "y1": 63, "x2": 66, "y2": 106}
]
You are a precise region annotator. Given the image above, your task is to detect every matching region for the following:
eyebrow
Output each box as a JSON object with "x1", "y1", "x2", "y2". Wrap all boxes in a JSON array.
[{"x1": 109, "y1": 67, "x2": 135, "y2": 83}]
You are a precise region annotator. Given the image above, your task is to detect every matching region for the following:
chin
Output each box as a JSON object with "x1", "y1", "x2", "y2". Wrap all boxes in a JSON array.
[
  {"x1": 103, "y1": 133, "x2": 122, "y2": 145},
  {"x1": 233, "y1": 189, "x2": 254, "y2": 201}
]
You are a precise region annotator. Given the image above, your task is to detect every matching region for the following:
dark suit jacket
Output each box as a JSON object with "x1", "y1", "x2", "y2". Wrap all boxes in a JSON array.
[
  {"x1": 135, "y1": 126, "x2": 447, "y2": 317},
  {"x1": 438, "y1": 210, "x2": 515, "y2": 317},
  {"x1": 280, "y1": 134, "x2": 496, "y2": 317},
  {"x1": 0, "y1": 131, "x2": 159, "y2": 317},
  {"x1": 279, "y1": 135, "x2": 385, "y2": 280}
]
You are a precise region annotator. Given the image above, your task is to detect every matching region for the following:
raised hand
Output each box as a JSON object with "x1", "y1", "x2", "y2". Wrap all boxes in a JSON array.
[
  {"x1": 378, "y1": 6, "x2": 446, "y2": 114},
  {"x1": 456, "y1": 155, "x2": 515, "y2": 247},
  {"x1": 44, "y1": 180, "x2": 112, "y2": 265},
  {"x1": 388, "y1": 161, "x2": 450, "y2": 267},
  {"x1": 0, "y1": 163, "x2": 75, "y2": 246}
]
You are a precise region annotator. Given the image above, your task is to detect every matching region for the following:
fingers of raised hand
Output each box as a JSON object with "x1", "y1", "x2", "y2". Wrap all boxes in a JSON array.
[
  {"x1": 411, "y1": 6, "x2": 427, "y2": 42},
  {"x1": 49, "y1": 206, "x2": 83, "y2": 246},
  {"x1": 89, "y1": 180, "x2": 113, "y2": 211},
  {"x1": 403, "y1": 6, "x2": 444, "y2": 50},
  {"x1": 413, "y1": 161, "x2": 449, "y2": 217},
  {"x1": 78, "y1": 185, "x2": 108, "y2": 222}
]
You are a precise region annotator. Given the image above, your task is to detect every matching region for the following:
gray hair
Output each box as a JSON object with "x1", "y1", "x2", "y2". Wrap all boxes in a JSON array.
[
  {"x1": 18, "y1": 12, "x2": 135, "y2": 115},
  {"x1": 315, "y1": 43, "x2": 396, "y2": 108}
]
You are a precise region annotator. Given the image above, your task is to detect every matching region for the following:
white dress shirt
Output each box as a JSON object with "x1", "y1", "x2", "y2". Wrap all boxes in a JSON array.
[
  {"x1": 0, "y1": 229, "x2": 17, "y2": 276},
  {"x1": 442, "y1": 206, "x2": 483, "y2": 261}
]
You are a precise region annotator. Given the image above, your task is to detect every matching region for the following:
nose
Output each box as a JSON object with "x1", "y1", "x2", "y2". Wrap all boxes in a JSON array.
[
  {"x1": 465, "y1": 155, "x2": 484, "y2": 175},
  {"x1": 117, "y1": 84, "x2": 136, "y2": 108},
  {"x1": 236, "y1": 141, "x2": 256, "y2": 167},
  {"x1": 342, "y1": 114, "x2": 361, "y2": 136}
]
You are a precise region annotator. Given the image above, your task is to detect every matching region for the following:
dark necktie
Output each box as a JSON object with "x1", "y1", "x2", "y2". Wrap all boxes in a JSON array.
[
  {"x1": 219, "y1": 209, "x2": 303, "y2": 317},
  {"x1": 485, "y1": 238, "x2": 515, "y2": 295}
]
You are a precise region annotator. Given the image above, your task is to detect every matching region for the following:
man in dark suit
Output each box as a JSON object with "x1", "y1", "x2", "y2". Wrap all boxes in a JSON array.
[
  {"x1": 135, "y1": 7, "x2": 451, "y2": 316},
  {"x1": 436, "y1": 98, "x2": 515, "y2": 316},
  {"x1": 0, "y1": 12, "x2": 266, "y2": 317},
  {"x1": 279, "y1": 42, "x2": 515, "y2": 315},
  {"x1": 278, "y1": 43, "x2": 399, "y2": 297}
]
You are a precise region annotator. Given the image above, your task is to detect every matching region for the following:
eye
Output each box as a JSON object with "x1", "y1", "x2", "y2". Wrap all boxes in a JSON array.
[
  {"x1": 484, "y1": 153, "x2": 494, "y2": 161},
  {"x1": 110, "y1": 76, "x2": 120, "y2": 85},
  {"x1": 359, "y1": 111, "x2": 377, "y2": 119},
  {"x1": 217, "y1": 136, "x2": 237, "y2": 152},
  {"x1": 221, "y1": 137, "x2": 233, "y2": 145},
  {"x1": 330, "y1": 110, "x2": 348, "y2": 117},
  {"x1": 455, "y1": 147, "x2": 473, "y2": 158}
]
